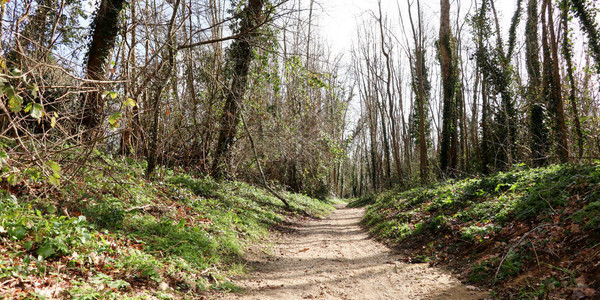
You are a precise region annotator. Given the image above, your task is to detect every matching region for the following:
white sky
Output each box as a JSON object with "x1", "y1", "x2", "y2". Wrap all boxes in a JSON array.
[{"x1": 317, "y1": 0, "x2": 517, "y2": 60}]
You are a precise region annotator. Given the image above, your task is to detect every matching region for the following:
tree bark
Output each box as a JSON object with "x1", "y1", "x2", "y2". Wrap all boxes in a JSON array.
[
  {"x1": 82, "y1": 0, "x2": 126, "y2": 138},
  {"x1": 526, "y1": 0, "x2": 549, "y2": 167},
  {"x1": 562, "y1": 0, "x2": 584, "y2": 160},
  {"x1": 211, "y1": 0, "x2": 265, "y2": 178},
  {"x1": 439, "y1": 0, "x2": 458, "y2": 177},
  {"x1": 544, "y1": 0, "x2": 569, "y2": 162},
  {"x1": 146, "y1": 0, "x2": 182, "y2": 178}
]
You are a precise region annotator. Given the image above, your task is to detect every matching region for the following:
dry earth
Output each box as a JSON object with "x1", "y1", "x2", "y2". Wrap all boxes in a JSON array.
[{"x1": 216, "y1": 205, "x2": 489, "y2": 300}]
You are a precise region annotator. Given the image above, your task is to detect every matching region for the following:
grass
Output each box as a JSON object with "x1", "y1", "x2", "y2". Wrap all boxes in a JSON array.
[
  {"x1": 361, "y1": 162, "x2": 600, "y2": 298},
  {"x1": 0, "y1": 154, "x2": 338, "y2": 299}
]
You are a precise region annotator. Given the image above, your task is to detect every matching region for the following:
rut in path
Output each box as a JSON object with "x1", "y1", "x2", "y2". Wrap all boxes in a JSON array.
[{"x1": 218, "y1": 205, "x2": 487, "y2": 300}]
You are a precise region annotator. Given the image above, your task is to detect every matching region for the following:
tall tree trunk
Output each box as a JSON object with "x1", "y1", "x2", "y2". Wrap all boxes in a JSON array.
[
  {"x1": 526, "y1": 0, "x2": 548, "y2": 167},
  {"x1": 377, "y1": 2, "x2": 403, "y2": 184},
  {"x1": 82, "y1": 0, "x2": 126, "y2": 138},
  {"x1": 476, "y1": 0, "x2": 492, "y2": 174},
  {"x1": 490, "y1": 0, "x2": 518, "y2": 169},
  {"x1": 378, "y1": 96, "x2": 392, "y2": 187},
  {"x1": 439, "y1": 0, "x2": 458, "y2": 177},
  {"x1": 543, "y1": 0, "x2": 569, "y2": 162},
  {"x1": 407, "y1": 0, "x2": 429, "y2": 184},
  {"x1": 211, "y1": 0, "x2": 265, "y2": 178},
  {"x1": 562, "y1": 0, "x2": 584, "y2": 160}
]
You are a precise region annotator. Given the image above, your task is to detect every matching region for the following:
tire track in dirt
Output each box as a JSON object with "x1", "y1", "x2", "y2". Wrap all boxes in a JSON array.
[{"x1": 217, "y1": 205, "x2": 487, "y2": 299}]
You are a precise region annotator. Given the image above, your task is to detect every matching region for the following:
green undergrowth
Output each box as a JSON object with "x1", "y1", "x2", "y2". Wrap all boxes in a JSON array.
[
  {"x1": 0, "y1": 155, "x2": 338, "y2": 299},
  {"x1": 362, "y1": 163, "x2": 600, "y2": 298}
]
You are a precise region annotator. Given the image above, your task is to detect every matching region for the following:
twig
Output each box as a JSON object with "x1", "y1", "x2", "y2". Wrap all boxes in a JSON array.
[
  {"x1": 199, "y1": 266, "x2": 217, "y2": 275},
  {"x1": 529, "y1": 238, "x2": 541, "y2": 272},
  {"x1": 0, "y1": 278, "x2": 18, "y2": 288}
]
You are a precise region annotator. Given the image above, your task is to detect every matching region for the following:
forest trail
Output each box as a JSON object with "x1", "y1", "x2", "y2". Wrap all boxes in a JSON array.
[{"x1": 217, "y1": 205, "x2": 488, "y2": 300}]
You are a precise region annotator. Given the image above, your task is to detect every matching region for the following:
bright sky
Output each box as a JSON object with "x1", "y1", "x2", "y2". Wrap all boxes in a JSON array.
[{"x1": 317, "y1": 0, "x2": 517, "y2": 60}]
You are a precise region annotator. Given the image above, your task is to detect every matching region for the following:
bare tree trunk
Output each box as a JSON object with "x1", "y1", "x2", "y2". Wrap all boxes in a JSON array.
[
  {"x1": 543, "y1": 0, "x2": 569, "y2": 163},
  {"x1": 146, "y1": 0, "x2": 182, "y2": 178},
  {"x1": 377, "y1": 2, "x2": 403, "y2": 184}
]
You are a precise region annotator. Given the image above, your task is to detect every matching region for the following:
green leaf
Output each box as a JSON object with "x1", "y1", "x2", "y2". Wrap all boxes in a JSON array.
[
  {"x1": 10, "y1": 226, "x2": 26, "y2": 240},
  {"x1": 24, "y1": 102, "x2": 32, "y2": 113},
  {"x1": 7, "y1": 173, "x2": 18, "y2": 186},
  {"x1": 37, "y1": 243, "x2": 55, "y2": 259},
  {"x1": 10, "y1": 68, "x2": 22, "y2": 76},
  {"x1": 8, "y1": 93, "x2": 23, "y2": 113},
  {"x1": 124, "y1": 98, "x2": 136, "y2": 107},
  {"x1": 31, "y1": 103, "x2": 43, "y2": 120},
  {"x1": 109, "y1": 279, "x2": 131, "y2": 290},
  {"x1": 31, "y1": 84, "x2": 39, "y2": 98},
  {"x1": 47, "y1": 160, "x2": 61, "y2": 175},
  {"x1": 108, "y1": 112, "x2": 122, "y2": 129},
  {"x1": 109, "y1": 91, "x2": 118, "y2": 99},
  {"x1": 47, "y1": 174, "x2": 60, "y2": 186},
  {"x1": 23, "y1": 241, "x2": 34, "y2": 250}
]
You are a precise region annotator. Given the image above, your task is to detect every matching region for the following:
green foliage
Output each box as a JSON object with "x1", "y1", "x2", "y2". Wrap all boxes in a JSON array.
[
  {"x1": 0, "y1": 193, "x2": 91, "y2": 260},
  {"x1": 0, "y1": 156, "x2": 336, "y2": 298},
  {"x1": 115, "y1": 249, "x2": 163, "y2": 282},
  {"x1": 363, "y1": 163, "x2": 600, "y2": 289}
]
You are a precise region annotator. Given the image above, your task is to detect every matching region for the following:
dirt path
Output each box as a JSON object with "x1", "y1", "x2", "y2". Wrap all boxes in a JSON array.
[{"x1": 217, "y1": 205, "x2": 487, "y2": 300}]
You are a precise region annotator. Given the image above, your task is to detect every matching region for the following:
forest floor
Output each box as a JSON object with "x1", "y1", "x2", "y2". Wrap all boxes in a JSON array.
[{"x1": 215, "y1": 205, "x2": 488, "y2": 300}]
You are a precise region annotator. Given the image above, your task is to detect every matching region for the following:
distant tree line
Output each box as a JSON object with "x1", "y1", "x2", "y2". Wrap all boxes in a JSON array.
[{"x1": 346, "y1": 0, "x2": 600, "y2": 196}]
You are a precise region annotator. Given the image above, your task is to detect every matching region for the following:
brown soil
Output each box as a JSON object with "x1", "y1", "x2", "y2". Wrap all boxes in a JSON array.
[{"x1": 216, "y1": 205, "x2": 489, "y2": 300}]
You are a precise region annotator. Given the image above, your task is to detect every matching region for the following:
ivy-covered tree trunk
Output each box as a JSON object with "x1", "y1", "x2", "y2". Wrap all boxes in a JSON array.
[
  {"x1": 570, "y1": 0, "x2": 600, "y2": 74},
  {"x1": 526, "y1": 0, "x2": 548, "y2": 167},
  {"x1": 439, "y1": 0, "x2": 458, "y2": 177},
  {"x1": 81, "y1": 0, "x2": 126, "y2": 138},
  {"x1": 562, "y1": 0, "x2": 585, "y2": 160},
  {"x1": 474, "y1": 0, "x2": 491, "y2": 174},
  {"x1": 211, "y1": 0, "x2": 265, "y2": 178}
]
